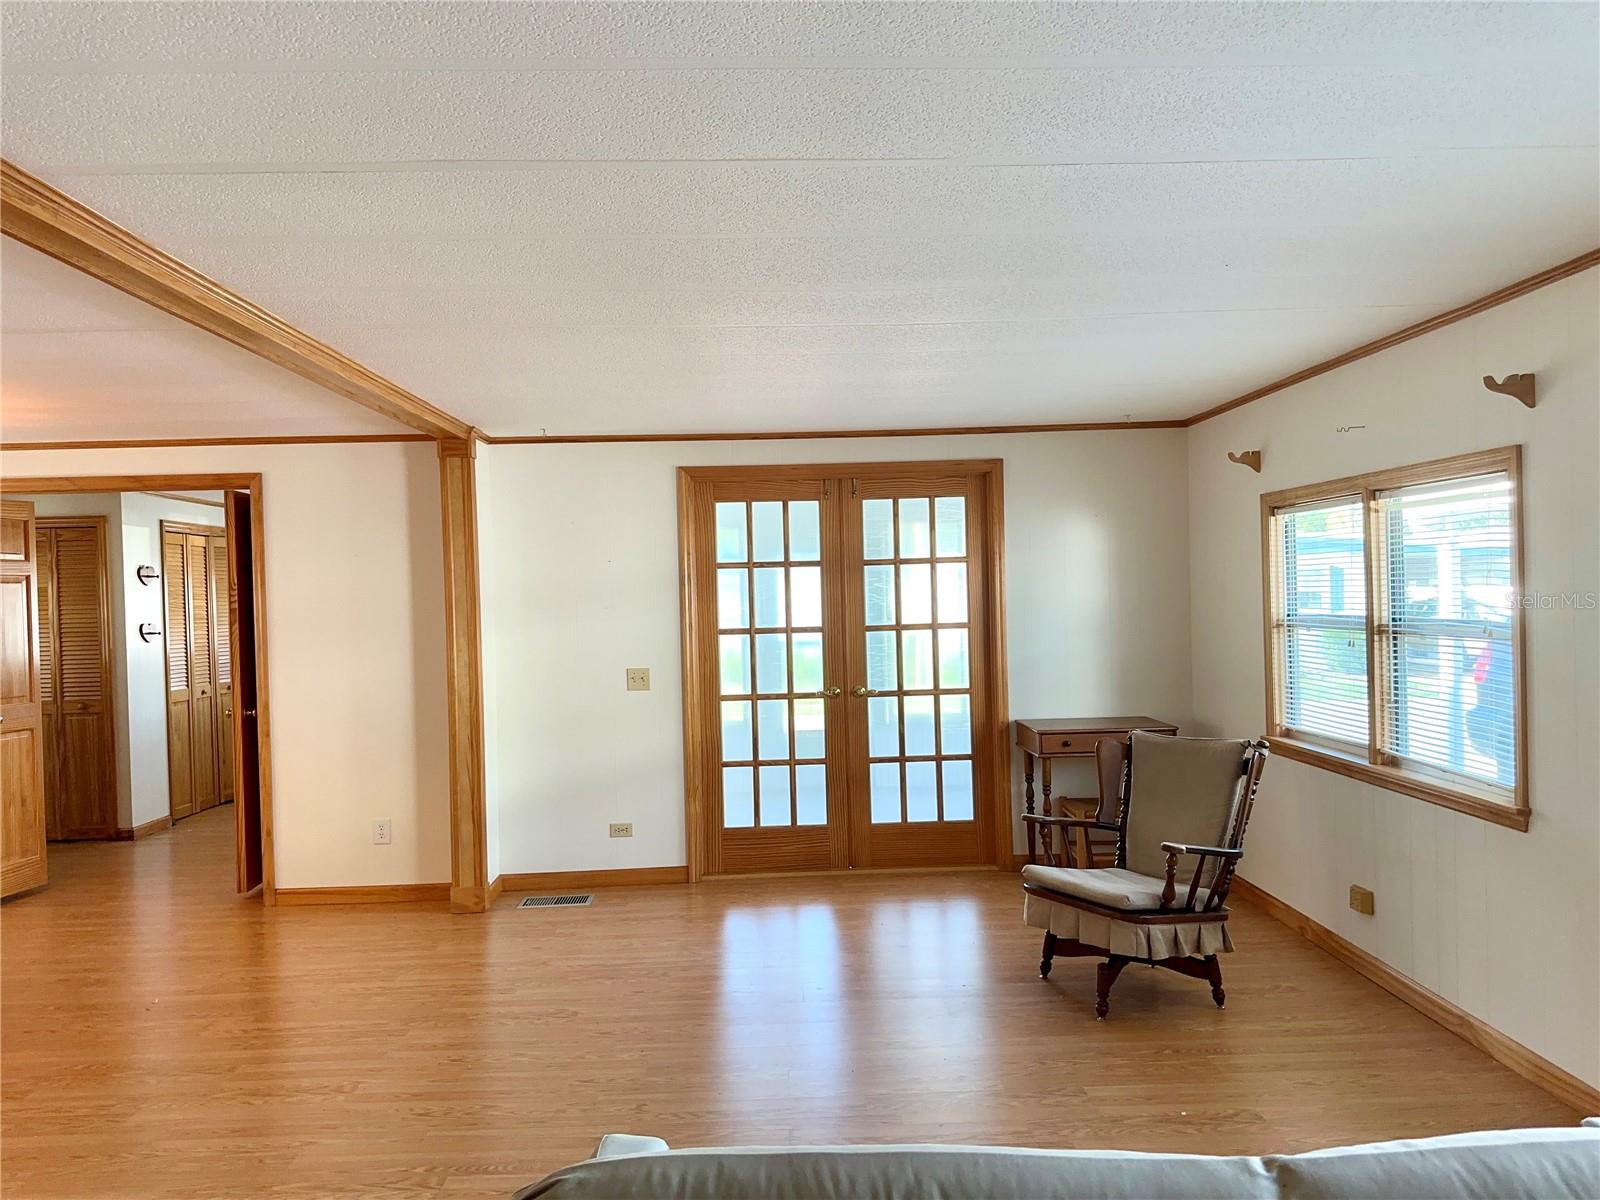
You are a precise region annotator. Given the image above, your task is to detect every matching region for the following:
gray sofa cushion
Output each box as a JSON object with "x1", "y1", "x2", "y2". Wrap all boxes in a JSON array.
[
  {"x1": 515, "y1": 1126, "x2": 1600, "y2": 1199},
  {"x1": 515, "y1": 1143, "x2": 1274, "y2": 1199}
]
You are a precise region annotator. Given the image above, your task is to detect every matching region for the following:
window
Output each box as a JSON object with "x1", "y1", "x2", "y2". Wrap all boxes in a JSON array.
[{"x1": 1263, "y1": 447, "x2": 1527, "y2": 830}]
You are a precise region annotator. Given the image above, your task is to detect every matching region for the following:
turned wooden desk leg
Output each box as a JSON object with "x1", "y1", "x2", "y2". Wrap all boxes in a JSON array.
[
  {"x1": 1023, "y1": 751, "x2": 1036, "y2": 864},
  {"x1": 1040, "y1": 757, "x2": 1054, "y2": 865}
]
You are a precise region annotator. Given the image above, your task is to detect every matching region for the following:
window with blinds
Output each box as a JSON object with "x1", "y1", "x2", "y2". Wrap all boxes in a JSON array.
[
  {"x1": 1263, "y1": 447, "x2": 1525, "y2": 827},
  {"x1": 1375, "y1": 472, "x2": 1516, "y2": 792},
  {"x1": 1275, "y1": 497, "x2": 1369, "y2": 748}
]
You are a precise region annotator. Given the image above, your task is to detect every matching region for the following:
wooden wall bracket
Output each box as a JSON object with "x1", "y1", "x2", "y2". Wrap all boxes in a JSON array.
[
  {"x1": 1482, "y1": 373, "x2": 1536, "y2": 408},
  {"x1": 1227, "y1": 450, "x2": 1263, "y2": 473}
]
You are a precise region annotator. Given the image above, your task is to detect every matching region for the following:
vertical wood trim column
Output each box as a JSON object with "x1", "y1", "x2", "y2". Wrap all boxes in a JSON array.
[{"x1": 438, "y1": 437, "x2": 490, "y2": 913}]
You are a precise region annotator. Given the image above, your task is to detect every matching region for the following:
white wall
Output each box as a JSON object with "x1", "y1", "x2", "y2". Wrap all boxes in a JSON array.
[
  {"x1": 2, "y1": 442, "x2": 451, "y2": 889},
  {"x1": 1186, "y1": 268, "x2": 1600, "y2": 1086},
  {"x1": 480, "y1": 430, "x2": 1193, "y2": 874}
]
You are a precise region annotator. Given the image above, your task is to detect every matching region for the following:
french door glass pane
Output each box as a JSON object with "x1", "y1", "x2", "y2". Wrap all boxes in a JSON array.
[
  {"x1": 942, "y1": 760, "x2": 974, "y2": 820},
  {"x1": 796, "y1": 764, "x2": 827, "y2": 826},
  {"x1": 788, "y1": 501, "x2": 821, "y2": 561},
  {"x1": 759, "y1": 765, "x2": 791, "y2": 826},
  {"x1": 862, "y1": 493, "x2": 975, "y2": 828},
  {"x1": 906, "y1": 761, "x2": 938, "y2": 822},
  {"x1": 757, "y1": 699, "x2": 790, "y2": 759},
  {"x1": 717, "y1": 498, "x2": 833, "y2": 831},
  {"x1": 755, "y1": 633, "x2": 788, "y2": 693},
  {"x1": 718, "y1": 568, "x2": 749, "y2": 628},
  {"x1": 793, "y1": 698, "x2": 826, "y2": 757},
  {"x1": 753, "y1": 567, "x2": 785, "y2": 627},
  {"x1": 900, "y1": 563, "x2": 932, "y2": 624},
  {"x1": 903, "y1": 695, "x2": 936, "y2": 756},
  {"x1": 870, "y1": 762, "x2": 901, "y2": 823},
  {"x1": 862, "y1": 499, "x2": 894, "y2": 559},
  {"x1": 751, "y1": 502, "x2": 785, "y2": 561},
  {"x1": 716, "y1": 503, "x2": 748, "y2": 562},
  {"x1": 721, "y1": 700, "x2": 753, "y2": 761},
  {"x1": 791, "y1": 566, "x2": 822, "y2": 627},
  {"x1": 723, "y1": 766, "x2": 755, "y2": 827}
]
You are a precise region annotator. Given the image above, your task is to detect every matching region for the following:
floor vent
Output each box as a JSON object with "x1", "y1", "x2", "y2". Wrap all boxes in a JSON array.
[{"x1": 517, "y1": 893, "x2": 593, "y2": 909}]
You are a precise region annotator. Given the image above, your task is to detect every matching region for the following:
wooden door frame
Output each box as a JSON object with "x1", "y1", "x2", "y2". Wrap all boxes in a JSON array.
[
  {"x1": 678, "y1": 459, "x2": 1011, "y2": 881},
  {"x1": 0, "y1": 474, "x2": 275, "y2": 903},
  {"x1": 35, "y1": 515, "x2": 119, "y2": 839}
]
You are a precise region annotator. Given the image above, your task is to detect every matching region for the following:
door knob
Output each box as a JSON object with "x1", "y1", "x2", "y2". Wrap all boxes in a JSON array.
[
  {"x1": 243, "y1": 708, "x2": 257, "y2": 719},
  {"x1": 818, "y1": 686, "x2": 842, "y2": 698},
  {"x1": 851, "y1": 686, "x2": 870, "y2": 697}
]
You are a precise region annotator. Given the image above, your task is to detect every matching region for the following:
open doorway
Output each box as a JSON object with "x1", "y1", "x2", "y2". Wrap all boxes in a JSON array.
[{"x1": 0, "y1": 477, "x2": 269, "y2": 903}]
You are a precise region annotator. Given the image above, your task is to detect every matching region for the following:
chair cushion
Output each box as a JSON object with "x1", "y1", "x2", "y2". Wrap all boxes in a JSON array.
[
  {"x1": 1124, "y1": 731, "x2": 1249, "y2": 883},
  {"x1": 1022, "y1": 863, "x2": 1210, "y2": 911}
]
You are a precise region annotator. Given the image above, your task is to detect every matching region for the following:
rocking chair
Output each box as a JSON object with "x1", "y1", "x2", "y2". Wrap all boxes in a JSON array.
[{"x1": 1021, "y1": 731, "x2": 1268, "y2": 1018}]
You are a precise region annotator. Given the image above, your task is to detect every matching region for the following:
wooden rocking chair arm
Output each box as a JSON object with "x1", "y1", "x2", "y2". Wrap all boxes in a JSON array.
[
  {"x1": 1022, "y1": 815, "x2": 1118, "y2": 830},
  {"x1": 1158, "y1": 841, "x2": 1243, "y2": 860}
]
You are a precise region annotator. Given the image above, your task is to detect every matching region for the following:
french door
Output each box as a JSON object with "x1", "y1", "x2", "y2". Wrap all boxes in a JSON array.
[{"x1": 681, "y1": 461, "x2": 1006, "y2": 877}]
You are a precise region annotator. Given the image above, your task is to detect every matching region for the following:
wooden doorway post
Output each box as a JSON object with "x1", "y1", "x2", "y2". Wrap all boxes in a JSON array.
[{"x1": 438, "y1": 437, "x2": 490, "y2": 913}]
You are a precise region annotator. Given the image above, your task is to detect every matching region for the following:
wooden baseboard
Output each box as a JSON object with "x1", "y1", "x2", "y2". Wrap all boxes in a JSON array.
[
  {"x1": 114, "y1": 816, "x2": 173, "y2": 841},
  {"x1": 275, "y1": 883, "x2": 450, "y2": 907},
  {"x1": 487, "y1": 874, "x2": 505, "y2": 905},
  {"x1": 1231, "y1": 877, "x2": 1600, "y2": 1114},
  {"x1": 499, "y1": 865, "x2": 689, "y2": 892}
]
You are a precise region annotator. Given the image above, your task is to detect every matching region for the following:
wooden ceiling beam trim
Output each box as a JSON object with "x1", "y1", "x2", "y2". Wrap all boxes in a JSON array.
[
  {"x1": 1, "y1": 158, "x2": 473, "y2": 440},
  {"x1": 1184, "y1": 248, "x2": 1600, "y2": 427}
]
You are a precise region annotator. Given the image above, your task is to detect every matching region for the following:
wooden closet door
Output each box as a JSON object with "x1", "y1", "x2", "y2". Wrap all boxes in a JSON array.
[
  {"x1": 163, "y1": 530, "x2": 195, "y2": 821},
  {"x1": 210, "y1": 533, "x2": 235, "y2": 804},
  {"x1": 185, "y1": 534, "x2": 220, "y2": 814},
  {"x1": 36, "y1": 529, "x2": 60, "y2": 839},
  {"x1": 38, "y1": 523, "x2": 117, "y2": 839},
  {"x1": 1, "y1": 500, "x2": 48, "y2": 898}
]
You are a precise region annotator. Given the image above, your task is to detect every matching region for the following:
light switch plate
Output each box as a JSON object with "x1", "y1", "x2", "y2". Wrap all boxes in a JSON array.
[{"x1": 626, "y1": 667, "x2": 650, "y2": 691}]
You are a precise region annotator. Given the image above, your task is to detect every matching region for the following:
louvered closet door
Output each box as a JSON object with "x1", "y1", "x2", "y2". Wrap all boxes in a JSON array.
[
  {"x1": 210, "y1": 533, "x2": 234, "y2": 803},
  {"x1": 36, "y1": 529, "x2": 61, "y2": 838},
  {"x1": 38, "y1": 525, "x2": 117, "y2": 839},
  {"x1": 185, "y1": 535, "x2": 221, "y2": 814},
  {"x1": 163, "y1": 530, "x2": 196, "y2": 821}
]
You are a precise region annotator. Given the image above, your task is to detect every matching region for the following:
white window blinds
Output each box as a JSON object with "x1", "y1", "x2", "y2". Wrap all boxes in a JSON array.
[
  {"x1": 1375, "y1": 472, "x2": 1516, "y2": 792},
  {"x1": 1275, "y1": 496, "x2": 1369, "y2": 748}
]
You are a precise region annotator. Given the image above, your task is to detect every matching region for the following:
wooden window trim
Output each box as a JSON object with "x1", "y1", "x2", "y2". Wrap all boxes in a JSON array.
[{"x1": 1259, "y1": 446, "x2": 1529, "y2": 832}]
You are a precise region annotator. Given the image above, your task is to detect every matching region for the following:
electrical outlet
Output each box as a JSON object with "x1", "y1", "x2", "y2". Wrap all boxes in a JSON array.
[
  {"x1": 626, "y1": 667, "x2": 651, "y2": 691},
  {"x1": 372, "y1": 819, "x2": 393, "y2": 846},
  {"x1": 609, "y1": 822, "x2": 633, "y2": 839},
  {"x1": 1349, "y1": 884, "x2": 1375, "y2": 915}
]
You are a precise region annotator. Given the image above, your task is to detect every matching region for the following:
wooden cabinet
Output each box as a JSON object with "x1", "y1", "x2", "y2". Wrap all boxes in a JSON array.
[
  {"x1": 36, "y1": 519, "x2": 118, "y2": 840},
  {"x1": 163, "y1": 524, "x2": 231, "y2": 821}
]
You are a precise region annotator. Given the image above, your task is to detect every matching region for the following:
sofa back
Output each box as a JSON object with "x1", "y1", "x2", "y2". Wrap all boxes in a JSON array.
[{"x1": 515, "y1": 1124, "x2": 1600, "y2": 1199}]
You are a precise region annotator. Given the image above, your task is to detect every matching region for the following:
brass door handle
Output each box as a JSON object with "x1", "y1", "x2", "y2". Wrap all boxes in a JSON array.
[
  {"x1": 852, "y1": 686, "x2": 881, "y2": 697},
  {"x1": 818, "y1": 686, "x2": 842, "y2": 698}
]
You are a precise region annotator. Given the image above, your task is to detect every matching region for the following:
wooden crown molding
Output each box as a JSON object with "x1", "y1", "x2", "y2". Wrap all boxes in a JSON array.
[
  {"x1": 482, "y1": 419, "x2": 1183, "y2": 445},
  {"x1": 0, "y1": 434, "x2": 434, "y2": 453},
  {"x1": 1186, "y1": 248, "x2": 1600, "y2": 427},
  {"x1": 1, "y1": 159, "x2": 471, "y2": 440}
]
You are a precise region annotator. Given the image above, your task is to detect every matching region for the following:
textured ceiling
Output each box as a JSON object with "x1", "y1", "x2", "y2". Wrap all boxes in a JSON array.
[
  {"x1": 1, "y1": 241, "x2": 411, "y2": 440},
  {"x1": 2, "y1": 2, "x2": 1597, "y2": 438}
]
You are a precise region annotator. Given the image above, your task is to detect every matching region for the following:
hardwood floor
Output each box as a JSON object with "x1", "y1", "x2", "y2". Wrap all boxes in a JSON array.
[{"x1": 1, "y1": 806, "x2": 1578, "y2": 1198}]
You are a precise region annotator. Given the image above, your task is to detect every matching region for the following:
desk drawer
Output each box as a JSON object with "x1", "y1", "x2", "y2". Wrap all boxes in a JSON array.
[{"x1": 1040, "y1": 734, "x2": 1094, "y2": 754}]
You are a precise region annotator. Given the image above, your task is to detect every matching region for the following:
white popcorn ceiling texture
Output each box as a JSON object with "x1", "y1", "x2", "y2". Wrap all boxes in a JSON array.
[{"x1": 2, "y1": 2, "x2": 1596, "y2": 440}]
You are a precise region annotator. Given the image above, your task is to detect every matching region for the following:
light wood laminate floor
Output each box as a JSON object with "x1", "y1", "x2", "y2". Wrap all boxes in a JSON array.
[{"x1": 1, "y1": 804, "x2": 1577, "y2": 1198}]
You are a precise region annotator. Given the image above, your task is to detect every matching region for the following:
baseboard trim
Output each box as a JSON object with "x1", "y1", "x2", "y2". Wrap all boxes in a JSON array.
[
  {"x1": 275, "y1": 883, "x2": 450, "y2": 907},
  {"x1": 115, "y1": 816, "x2": 173, "y2": 841},
  {"x1": 499, "y1": 866, "x2": 689, "y2": 892},
  {"x1": 1231, "y1": 877, "x2": 1600, "y2": 1114},
  {"x1": 487, "y1": 874, "x2": 505, "y2": 905}
]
